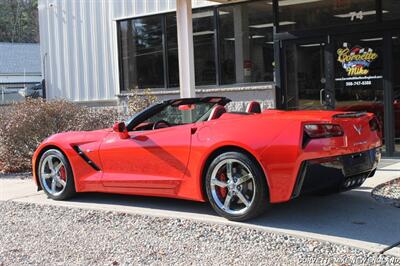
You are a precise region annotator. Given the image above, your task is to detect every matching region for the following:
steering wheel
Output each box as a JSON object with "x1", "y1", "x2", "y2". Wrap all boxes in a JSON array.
[{"x1": 152, "y1": 120, "x2": 171, "y2": 130}]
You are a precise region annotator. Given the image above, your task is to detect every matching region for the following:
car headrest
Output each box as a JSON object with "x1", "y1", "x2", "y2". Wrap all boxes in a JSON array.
[
  {"x1": 245, "y1": 101, "x2": 261, "y2": 113},
  {"x1": 208, "y1": 105, "x2": 227, "y2": 121}
]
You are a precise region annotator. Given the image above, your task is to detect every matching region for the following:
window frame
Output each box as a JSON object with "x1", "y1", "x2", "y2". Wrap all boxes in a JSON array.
[{"x1": 116, "y1": 0, "x2": 275, "y2": 93}]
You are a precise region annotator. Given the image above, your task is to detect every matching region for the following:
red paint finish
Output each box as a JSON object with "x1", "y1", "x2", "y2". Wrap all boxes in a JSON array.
[{"x1": 32, "y1": 108, "x2": 381, "y2": 204}]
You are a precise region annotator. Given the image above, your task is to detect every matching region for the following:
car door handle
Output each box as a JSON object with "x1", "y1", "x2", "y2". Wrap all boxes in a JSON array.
[{"x1": 191, "y1": 127, "x2": 197, "y2": 135}]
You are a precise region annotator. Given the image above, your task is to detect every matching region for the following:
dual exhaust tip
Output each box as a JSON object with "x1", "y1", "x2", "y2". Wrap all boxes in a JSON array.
[{"x1": 343, "y1": 175, "x2": 367, "y2": 188}]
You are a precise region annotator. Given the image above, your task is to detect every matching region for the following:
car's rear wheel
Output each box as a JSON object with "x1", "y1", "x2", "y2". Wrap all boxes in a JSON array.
[
  {"x1": 205, "y1": 151, "x2": 269, "y2": 221},
  {"x1": 38, "y1": 149, "x2": 75, "y2": 200}
]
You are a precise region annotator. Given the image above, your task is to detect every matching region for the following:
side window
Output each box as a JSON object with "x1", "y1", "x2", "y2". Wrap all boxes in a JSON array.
[{"x1": 146, "y1": 103, "x2": 216, "y2": 126}]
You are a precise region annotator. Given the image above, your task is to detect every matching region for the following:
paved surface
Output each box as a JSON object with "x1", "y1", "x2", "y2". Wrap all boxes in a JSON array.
[{"x1": 1, "y1": 160, "x2": 400, "y2": 258}]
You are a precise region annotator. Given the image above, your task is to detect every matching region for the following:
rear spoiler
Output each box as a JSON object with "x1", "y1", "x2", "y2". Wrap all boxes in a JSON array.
[{"x1": 333, "y1": 112, "x2": 368, "y2": 118}]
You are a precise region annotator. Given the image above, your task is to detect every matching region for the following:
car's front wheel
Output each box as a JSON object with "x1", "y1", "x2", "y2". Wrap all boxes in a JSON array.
[
  {"x1": 38, "y1": 149, "x2": 76, "y2": 200},
  {"x1": 205, "y1": 151, "x2": 269, "y2": 221}
]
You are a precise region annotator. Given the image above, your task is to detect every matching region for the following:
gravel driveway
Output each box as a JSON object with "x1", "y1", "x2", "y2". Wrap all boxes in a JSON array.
[{"x1": 1, "y1": 202, "x2": 399, "y2": 265}]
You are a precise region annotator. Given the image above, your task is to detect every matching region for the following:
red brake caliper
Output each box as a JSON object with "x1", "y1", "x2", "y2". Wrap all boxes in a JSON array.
[
  {"x1": 217, "y1": 172, "x2": 227, "y2": 198},
  {"x1": 59, "y1": 166, "x2": 67, "y2": 181}
]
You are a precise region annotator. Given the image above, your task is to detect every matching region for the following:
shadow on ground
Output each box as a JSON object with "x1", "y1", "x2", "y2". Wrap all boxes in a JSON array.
[{"x1": 69, "y1": 187, "x2": 400, "y2": 248}]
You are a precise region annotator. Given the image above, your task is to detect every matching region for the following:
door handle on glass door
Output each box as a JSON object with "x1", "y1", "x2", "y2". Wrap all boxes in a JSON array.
[{"x1": 320, "y1": 89, "x2": 326, "y2": 105}]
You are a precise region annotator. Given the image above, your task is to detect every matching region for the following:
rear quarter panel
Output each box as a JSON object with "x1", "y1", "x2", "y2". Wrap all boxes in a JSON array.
[
  {"x1": 178, "y1": 114, "x2": 302, "y2": 202},
  {"x1": 181, "y1": 111, "x2": 381, "y2": 204}
]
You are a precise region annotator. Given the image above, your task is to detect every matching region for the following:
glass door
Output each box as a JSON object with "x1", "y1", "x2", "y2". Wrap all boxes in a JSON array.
[
  {"x1": 333, "y1": 33, "x2": 384, "y2": 114},
  {"x1": 392, "y1": 31, "x2": 400, "y2": 153},
  {"x1": 282, "y1": 30, "x2": 400, "y2": 155},
  {"x1": 332, "y1": 32, "x2": 385, "y2": 149},
  {"x1": 284, "y1": 38, "x2": 329, "y2": 110}
]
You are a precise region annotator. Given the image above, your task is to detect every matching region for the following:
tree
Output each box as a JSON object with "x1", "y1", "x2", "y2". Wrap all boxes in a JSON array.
[{"x1": 0, "y1": 0, "x2": 39, "y2": 43}]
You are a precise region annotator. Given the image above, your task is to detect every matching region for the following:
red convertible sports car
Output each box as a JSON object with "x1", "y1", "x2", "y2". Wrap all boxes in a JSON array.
[{"x1": 33, "y1": 97, "x2": 382, "y2": 221}]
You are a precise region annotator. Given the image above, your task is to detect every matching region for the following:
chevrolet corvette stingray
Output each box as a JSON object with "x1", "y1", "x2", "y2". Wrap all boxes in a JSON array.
[{"x1": 32, "y1": 97, "x2": 382, "y2": 221}]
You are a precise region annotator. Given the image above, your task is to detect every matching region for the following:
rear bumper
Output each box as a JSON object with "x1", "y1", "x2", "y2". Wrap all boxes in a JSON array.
[{"x1": 291, "y1": 148, "x2": 381, "y2": 198}]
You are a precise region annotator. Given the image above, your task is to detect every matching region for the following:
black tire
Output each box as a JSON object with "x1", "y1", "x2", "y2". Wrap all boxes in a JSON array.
[
  {"x1": 205, "y1": 151, "x2": 269, "y2": 221},
  {"x1": 38, "y1": 149, "x2": 76, "y2": 200}
]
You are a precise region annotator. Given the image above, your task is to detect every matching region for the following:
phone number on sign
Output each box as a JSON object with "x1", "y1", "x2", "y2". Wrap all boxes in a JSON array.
[{"x1": 345, "y1": 80, "x2": 372, "y2": 86}]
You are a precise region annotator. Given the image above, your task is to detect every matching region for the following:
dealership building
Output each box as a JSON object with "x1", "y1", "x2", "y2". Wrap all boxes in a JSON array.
[{"x1": 38, "y1": 0, "x2": 400, "y2": 156}]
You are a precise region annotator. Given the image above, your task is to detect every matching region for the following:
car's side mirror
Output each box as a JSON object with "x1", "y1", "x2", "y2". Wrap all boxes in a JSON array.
[{"x1": 112, "y1": 122, "x2": 129, "y2": 139}]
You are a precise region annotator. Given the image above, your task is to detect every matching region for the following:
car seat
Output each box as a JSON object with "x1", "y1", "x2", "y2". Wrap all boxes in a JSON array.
[
  {"x1": 245, "y1": 101, "x2": 261, "y2": 113},
  {"x1": 208, "y1": 105, "x2": 227, "y2": 121}
]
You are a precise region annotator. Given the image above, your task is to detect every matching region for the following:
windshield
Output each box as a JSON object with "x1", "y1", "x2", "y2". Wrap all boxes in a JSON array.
[
  {"x1": 127, "y1": 102, "x2": 217, "y2": 131},
  {"x1": 145, "y1": 103, "x2": 216, "y2": 124},
  {"x1": 125, "y1": 97, "x2": 231, "y2": 131}
]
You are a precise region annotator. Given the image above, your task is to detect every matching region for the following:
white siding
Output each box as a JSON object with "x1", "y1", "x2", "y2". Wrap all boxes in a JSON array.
[{"x1": 38, "y1": 0, "x2": 218, "y2": 102}]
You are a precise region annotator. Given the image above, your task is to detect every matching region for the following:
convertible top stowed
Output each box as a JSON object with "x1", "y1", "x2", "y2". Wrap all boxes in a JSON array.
[{"x1": 167, "y1": 96, "x2": 231, "y2": 106}]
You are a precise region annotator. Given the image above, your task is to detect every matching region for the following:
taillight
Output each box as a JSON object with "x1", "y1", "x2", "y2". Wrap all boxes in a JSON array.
[
  {"x1": 369, "y1": 117, "x2": 380, "y2": 132},
  {"x1": 304, "y1": 124, "x2": 344, "y2": 138},
  {"x1": 303, "y1": 124, "x2": 344, "y2": 148}
]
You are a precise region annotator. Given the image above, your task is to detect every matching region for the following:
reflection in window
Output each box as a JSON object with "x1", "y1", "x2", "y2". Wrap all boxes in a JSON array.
[
  {"x1": 334, "y1": 35, "x2": 384, "y2": 109},
  {"x1": 218, "y1": 1, "x2": 274, "y2": 84},
  {"x1": 393, "y1": 33, "x2": 400, "y2": 152},
  {"x1": 382, "y1": 0, "x2": 400, "y2": 21},
  {"x1": 166, "y1": 14, "x2": 180, "y2": 88},
  {"x1": 193, "y1": 9, "x2": 216, "y2": 86},
  {"x1": 334, "y1": 35, "x2": 385, "y2": 148},
  {"x1": 119, "y1": 17, "x2": 164, "y2": 90},
  {"x1": 218, "y1": 8, "x2": 236, "y2": 84},
  {"x1": 118, "y1": 2, "x2": 275, "y2": 91},
  {"x1": 278, "y1": 0, "x2": 377, "y2": 32}
]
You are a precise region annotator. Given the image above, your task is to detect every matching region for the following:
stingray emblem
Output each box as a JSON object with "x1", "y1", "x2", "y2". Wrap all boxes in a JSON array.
[{"x1": 353, "y1": 124, "x2": 363, "y2": 135}]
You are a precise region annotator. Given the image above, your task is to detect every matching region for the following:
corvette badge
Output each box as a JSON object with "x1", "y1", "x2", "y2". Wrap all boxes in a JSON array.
[{"x1": 353, "y1": 124, "x2": 363, "y2": 135}]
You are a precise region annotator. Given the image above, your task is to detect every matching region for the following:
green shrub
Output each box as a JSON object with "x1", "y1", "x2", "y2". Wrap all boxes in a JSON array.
[{"x1": 0, "y1": 99, "x2": 118, "y2": 173}]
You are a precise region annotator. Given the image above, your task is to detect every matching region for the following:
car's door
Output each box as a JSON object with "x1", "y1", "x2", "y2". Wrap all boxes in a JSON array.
[{"x1": 99, "y1": 124, "x2": 192, "y2": 192}]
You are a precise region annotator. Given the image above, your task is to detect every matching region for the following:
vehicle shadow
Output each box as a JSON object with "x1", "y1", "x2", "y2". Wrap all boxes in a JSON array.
[
  {"x1": 253, "y1": 189, "x2": 400, "y2": 247},
  {"x1": 69, "y1": 187, "x2": 400, "y2": 247}
]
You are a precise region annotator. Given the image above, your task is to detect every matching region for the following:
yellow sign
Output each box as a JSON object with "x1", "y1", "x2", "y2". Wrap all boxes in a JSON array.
[{"x1": 337, "y1": 46, "x2": 378, "y2": 76}]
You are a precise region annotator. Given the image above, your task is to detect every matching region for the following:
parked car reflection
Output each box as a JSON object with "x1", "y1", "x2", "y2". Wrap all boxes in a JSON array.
[{"x1": 336, "y1": 90, "x2": 400, "y2": 142}]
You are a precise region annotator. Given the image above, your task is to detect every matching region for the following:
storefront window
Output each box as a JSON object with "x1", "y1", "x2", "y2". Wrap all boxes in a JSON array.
[
  {"x1": 218, "y1": 7, "x2": 236, "y2": 84},
  {"x1": 166, "y1": 14, "x2": 180, "y2": 88},
  {"x1": 393, "y1": 33, "x2": 400, "y2": 152},
  {"x1": 333, "y1": 33, "x2": 385, "y2": 148},
  {"x1": 284, "y1": 39, "x2": 326, "y2": 110},
  {"x1": 118, "y1": 1, "x2": 274, "y2": 91},
  {"x1": 119, "y1": 17, "x2": 164, "y2": 90},
  {"x1": 278, "y1": 0, "x2": 377, "y2": 32},
  {"x1": 334, "y1": 34, "x2": 384, "y2": 109},
  {"x1": 193, "y1": 9, "x2": 216, "y2": 86},
  {"x1": 382, "y1": 0, "x2": 400, "y2": 21},
  {"x1": 218, "y1": 2, "x2": 274, "y2": 84}
]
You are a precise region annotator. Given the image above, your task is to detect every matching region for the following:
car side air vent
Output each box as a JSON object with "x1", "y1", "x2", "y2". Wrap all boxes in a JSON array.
[
  {"x1": 72, "y1": 145, "x2": 101, "y2": 171},
  {"x1": 333, "y1": 112, "x2": 367, "y2": 118}
]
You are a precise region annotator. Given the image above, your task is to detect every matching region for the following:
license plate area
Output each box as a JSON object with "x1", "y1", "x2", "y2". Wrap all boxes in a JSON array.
[{"x1": 342, "y1": 151, "x2": 373, "y2": 176}]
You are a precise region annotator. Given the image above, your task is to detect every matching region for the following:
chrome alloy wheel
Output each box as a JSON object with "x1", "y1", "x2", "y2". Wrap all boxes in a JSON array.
[
  {"x1": 210, "y1": 159, "x2": 256, "y2": 215},
  {"x1": 40, "y1": 155, "x2": 67, "y2": 197}
]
